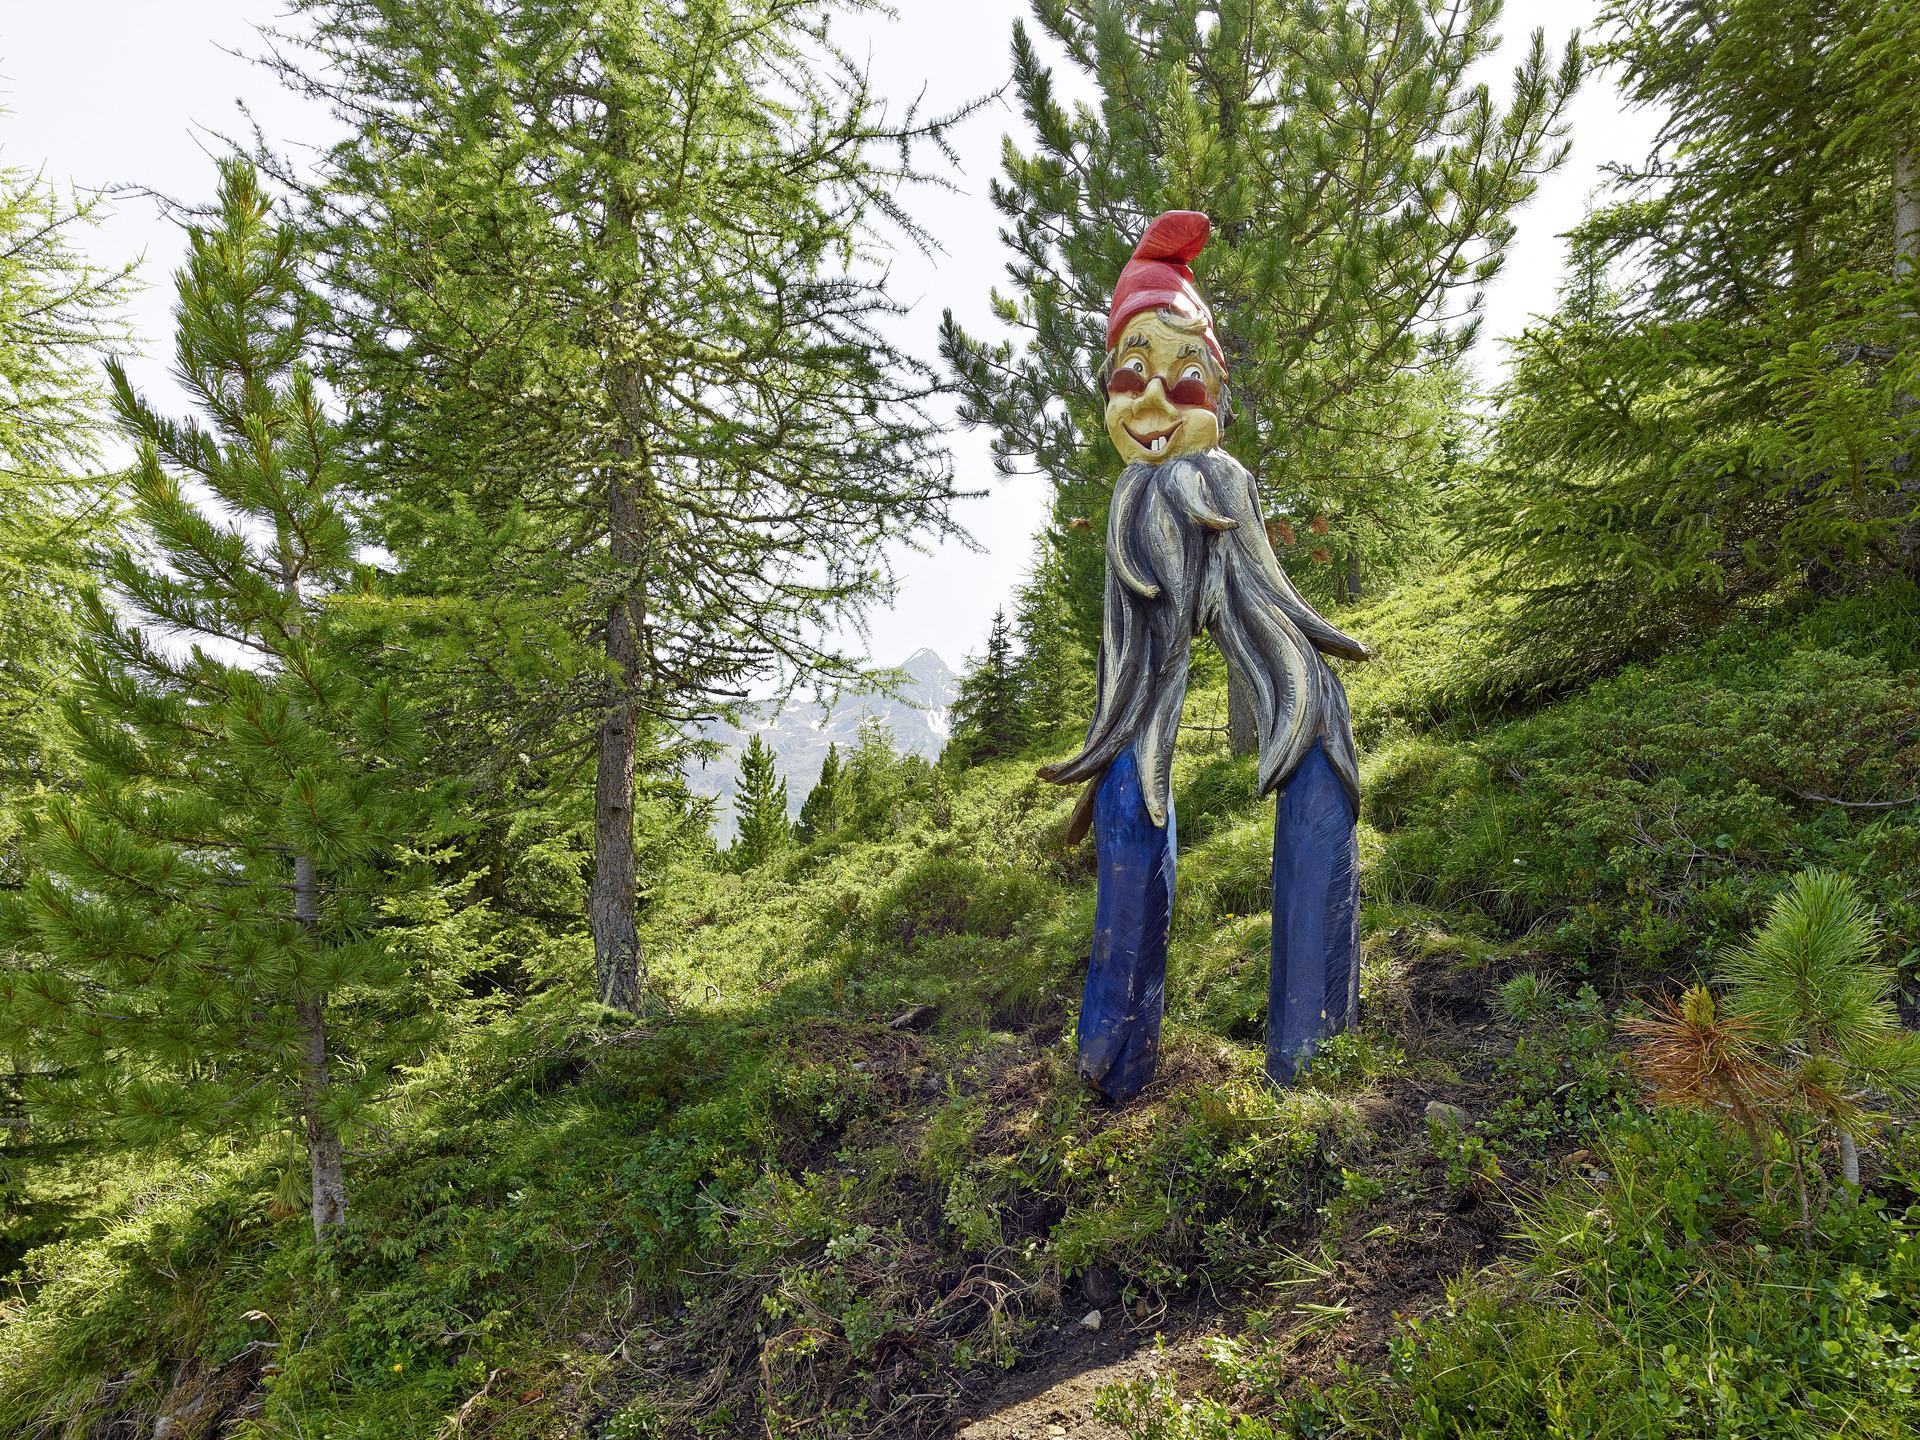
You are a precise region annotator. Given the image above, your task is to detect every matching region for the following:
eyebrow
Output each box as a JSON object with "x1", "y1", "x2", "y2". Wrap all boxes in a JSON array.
[
  {"x1": 1177, "y1": 344, "x2": 1201, "y2": 359},
  {"x1": 1123, "y1": 333, "x2": 1149, "y2": 350}
]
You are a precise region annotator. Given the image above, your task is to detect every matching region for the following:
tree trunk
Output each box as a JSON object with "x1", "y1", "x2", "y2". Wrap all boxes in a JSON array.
[
  {"x1": 279, "y1": 565, "x2": 348, "y2": 1238},
  {"x1": 1839, "y1": 1127, "x2": 1860, "y2": 1188},
  {"x1": 294, "y1": 854, "x2": 348, "y2": 1239},
  {"x1": 1226, "y1": 665, "x2": 1258, "y2": 758},
  {"x1": 1893, "y1": 142, "x2": 1920, "y2": 573},
  {"x1": 1896, "y1": 143, "x2": 1919, "y2": 279},
  {"x1": 590, "y1": 467, "x2": 645, "y2": 1015},
  {"x1": 1346, "y1": 551, "x2": 1363, "y2": 604},
  {"x1": 590, "y1": 113, "x2": 655, "y2": 1016}
]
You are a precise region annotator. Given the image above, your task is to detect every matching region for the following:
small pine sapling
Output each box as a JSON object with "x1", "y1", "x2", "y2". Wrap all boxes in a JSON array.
[
  {"x1": 1626, "y1": 869, "x2": 1920, "y2": 1223},
  {"x1": 1622, "y1": 985, "x2": 1782, "y2": 1172},
  {"x1": 1717, "y1": 869, "x2": 1920, "y2": 1187}
]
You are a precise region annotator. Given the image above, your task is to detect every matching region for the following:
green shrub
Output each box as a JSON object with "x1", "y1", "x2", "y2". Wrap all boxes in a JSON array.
[{"x1": 1350, "y1": 577, "x2": 1920, "y2": 976}]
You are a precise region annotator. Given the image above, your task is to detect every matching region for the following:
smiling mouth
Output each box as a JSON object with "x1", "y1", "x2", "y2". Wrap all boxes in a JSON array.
[{"x1": 1125, "y1": 423, "x2": 1179, "y2": 455}]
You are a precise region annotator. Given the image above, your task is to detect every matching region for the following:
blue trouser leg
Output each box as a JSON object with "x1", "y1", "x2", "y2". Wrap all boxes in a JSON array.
[
  {"x1": 1077, "y1": 748, "x2": 1174, "y2": 1100},
  {"x1": 1267, "y1": 740, "x2": 1360, "y2": 1086}
]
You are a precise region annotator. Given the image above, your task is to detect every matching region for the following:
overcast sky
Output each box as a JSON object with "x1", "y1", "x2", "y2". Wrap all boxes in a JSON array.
[{"x1": 3, "y1": 0, "x2": 1660, "y2": 674}]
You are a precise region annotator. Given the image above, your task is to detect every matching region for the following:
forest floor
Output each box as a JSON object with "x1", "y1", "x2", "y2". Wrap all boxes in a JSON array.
[
  {"x1": 944, "y1": 947, "x2": 1527, "y2": 1438},
  {"x1": 3, "y1": 568, "x2": 1919, "y2": 1440}
]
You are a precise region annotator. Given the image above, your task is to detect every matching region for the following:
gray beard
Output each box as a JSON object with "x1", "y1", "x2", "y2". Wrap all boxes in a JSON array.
[{"x1": 1038, "y1": 447, "x2": 1368, "y2": 826}]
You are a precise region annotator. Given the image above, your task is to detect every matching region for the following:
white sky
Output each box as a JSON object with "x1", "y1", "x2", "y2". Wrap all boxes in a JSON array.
[{"x1": 3, "y1": 0, "x2": 1660, "y2": 675}]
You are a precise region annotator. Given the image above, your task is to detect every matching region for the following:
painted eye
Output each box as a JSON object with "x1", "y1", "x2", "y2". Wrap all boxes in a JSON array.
[
  {"x1": 1182, "y1": 365, "x2": 1204, "y2": 381},
  {"x1": 1108, "y1": 367, "x2": 1147, "y2": 395}
]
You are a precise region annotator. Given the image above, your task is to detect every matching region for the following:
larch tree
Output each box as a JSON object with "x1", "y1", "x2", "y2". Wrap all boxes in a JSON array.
[
  {"x1": 263, "y1": 0, "x2": 975, "y2": 1012},
  {"x1": 942, "y1": 0, "x2": 1584, "y2": 659},
  {"x1": 0, "y1": 149, "x2": 135, "y2": 817},
  {"x1": 0, "y1": 163, "x2": 433, "y2": 1241}
]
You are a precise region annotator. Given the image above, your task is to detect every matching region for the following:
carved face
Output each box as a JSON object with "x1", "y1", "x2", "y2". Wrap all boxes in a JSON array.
[{"x1": 1103, "y1": 311, "x2": 1223, "y2": 465}]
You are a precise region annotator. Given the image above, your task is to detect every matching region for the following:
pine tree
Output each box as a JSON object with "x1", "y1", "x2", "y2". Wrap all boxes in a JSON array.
[
  {"x1": 944, "y1": 610, "x2": 1027, "y2": 769},
  {"x1": 942, "y1": 0, "x2": 1582, "y2": 640},
  {"x1": 1468, "y1": 0, "x2": 1920, "y2": 666},
  {"x1": 1626, "y1": 869, "x2": 1920, "y2": 1216},
  {"x1": 793, "y1": 743, "x2": 841, "y2": 845},
  {"x1": 732, "y1": 734, "x2": 790, "y2": 871},
  {"x1": 1717, "y1": 869, "x2": 1920, "y2": 1188},
  {"x1": 841, "y1": 715, "x2": 920, "y2": 836},
  {"x1": 1012, "y1": 549, "x2": 1093, "y2": 739},
  {"x1": 265, "y1": 0, "x2": 974, "y2": 1014},
  {"x1": 0, "y1": 163, "x2": 431, "y2": 1240}
]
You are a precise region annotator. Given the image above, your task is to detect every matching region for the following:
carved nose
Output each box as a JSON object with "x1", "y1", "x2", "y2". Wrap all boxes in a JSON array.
[{"x1": 1134, "y1": 379, "x2": 1177, "y2": 414}]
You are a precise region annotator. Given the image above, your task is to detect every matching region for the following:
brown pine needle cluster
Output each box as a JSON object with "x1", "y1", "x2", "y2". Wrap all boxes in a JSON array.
[{"x1": 1622, "y1": 986, "x2": 1781, "y2": 1164}]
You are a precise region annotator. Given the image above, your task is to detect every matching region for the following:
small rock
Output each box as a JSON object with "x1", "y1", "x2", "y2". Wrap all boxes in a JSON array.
[
  {"x1": 1558, "y1": 1148, "x2": 1593, "y2": 1171},
  {"x1": 1425, "y1": 1100, "x2": 1471, "y2": 1133},
  {"x1": 1049, "y1": 1428, "x2": 1068, "y2": 1437},
  {"x1": 1079, "y1": 1309, "x2": 1102, "y2": 1331}
]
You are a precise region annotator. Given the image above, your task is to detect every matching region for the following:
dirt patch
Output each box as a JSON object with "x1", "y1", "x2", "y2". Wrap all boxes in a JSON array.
[{"x1": 948, "y1": 1306, "x2": 1228, "y2": 1440}]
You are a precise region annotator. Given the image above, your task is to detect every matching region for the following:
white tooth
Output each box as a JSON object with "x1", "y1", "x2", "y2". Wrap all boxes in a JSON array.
[{"x1": 1152, "y1": 435, "x2": 1168, "y2": 453}]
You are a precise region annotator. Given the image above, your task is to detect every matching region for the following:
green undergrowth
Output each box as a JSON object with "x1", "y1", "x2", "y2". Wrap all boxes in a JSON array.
[
  {"x1": 1, "y1": 569, "x2": 1917, "y2": 1438},
  {"x1": 1102, "y1": 1105, "x2": 1920, "y2": 1438},
  {"x1": 1347, "y1": 569, "x2": 1920, "y2": 989},
  {"x1": 0, "y1": 660, "x2": 1379, "y2": 1439}
]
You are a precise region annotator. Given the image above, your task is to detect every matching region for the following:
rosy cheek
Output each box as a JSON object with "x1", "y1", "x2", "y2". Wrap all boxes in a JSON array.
[{"x1": 1168, "y1": 377, "x2": 1214, "y2": 410}]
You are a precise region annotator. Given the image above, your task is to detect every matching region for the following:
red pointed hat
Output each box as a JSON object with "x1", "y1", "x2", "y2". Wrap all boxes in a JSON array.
[{"x1": 1106, "y1": 210, "x2": 1224, "y2": 374}]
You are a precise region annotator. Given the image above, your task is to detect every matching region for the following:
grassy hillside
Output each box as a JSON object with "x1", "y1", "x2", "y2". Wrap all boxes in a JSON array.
[{"x1": 3, "y1": 570, "x2": 1918, "y2": 1439}]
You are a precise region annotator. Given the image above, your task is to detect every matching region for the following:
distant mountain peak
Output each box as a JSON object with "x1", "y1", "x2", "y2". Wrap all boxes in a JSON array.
[{"x1": 897, "y1": 648, "x2": 953, "y2": 685}]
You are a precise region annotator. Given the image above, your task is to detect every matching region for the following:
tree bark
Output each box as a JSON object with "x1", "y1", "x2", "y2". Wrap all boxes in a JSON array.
[
  {"x1": 1346, "y1": 551, "x2": 1363, "y2": 604},
  {"x1": 281, "y1": 558, "x2": 347, "y2": 1240},
  {"x1": 1893, "y1": 141, "x2": 1920, "y2": 573},
  {"x1": 1896, "y1": 143, "x2": 1919, "y2": 279},
  {"x1": 294, "y1": 854, "x2": 348, "y2": 1239},
  {"x1": 590, "y1": 466, "x2": 646, "y2": 1014},
  {"x1": 1226, "y1": 665, "x2": 1258, "y2": 758},
  {"x1": 1839, "y1": 1127, "x2": 1860, "y2": 1188},
  {"x1": 589, "y1": 107, "x2": 653, "y2": 1017}
]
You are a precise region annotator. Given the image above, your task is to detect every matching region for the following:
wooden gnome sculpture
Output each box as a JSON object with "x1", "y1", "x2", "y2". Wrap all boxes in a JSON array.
[{"x1": 1040, "y1": 210, "x2": 1371, "y2": 1100}]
